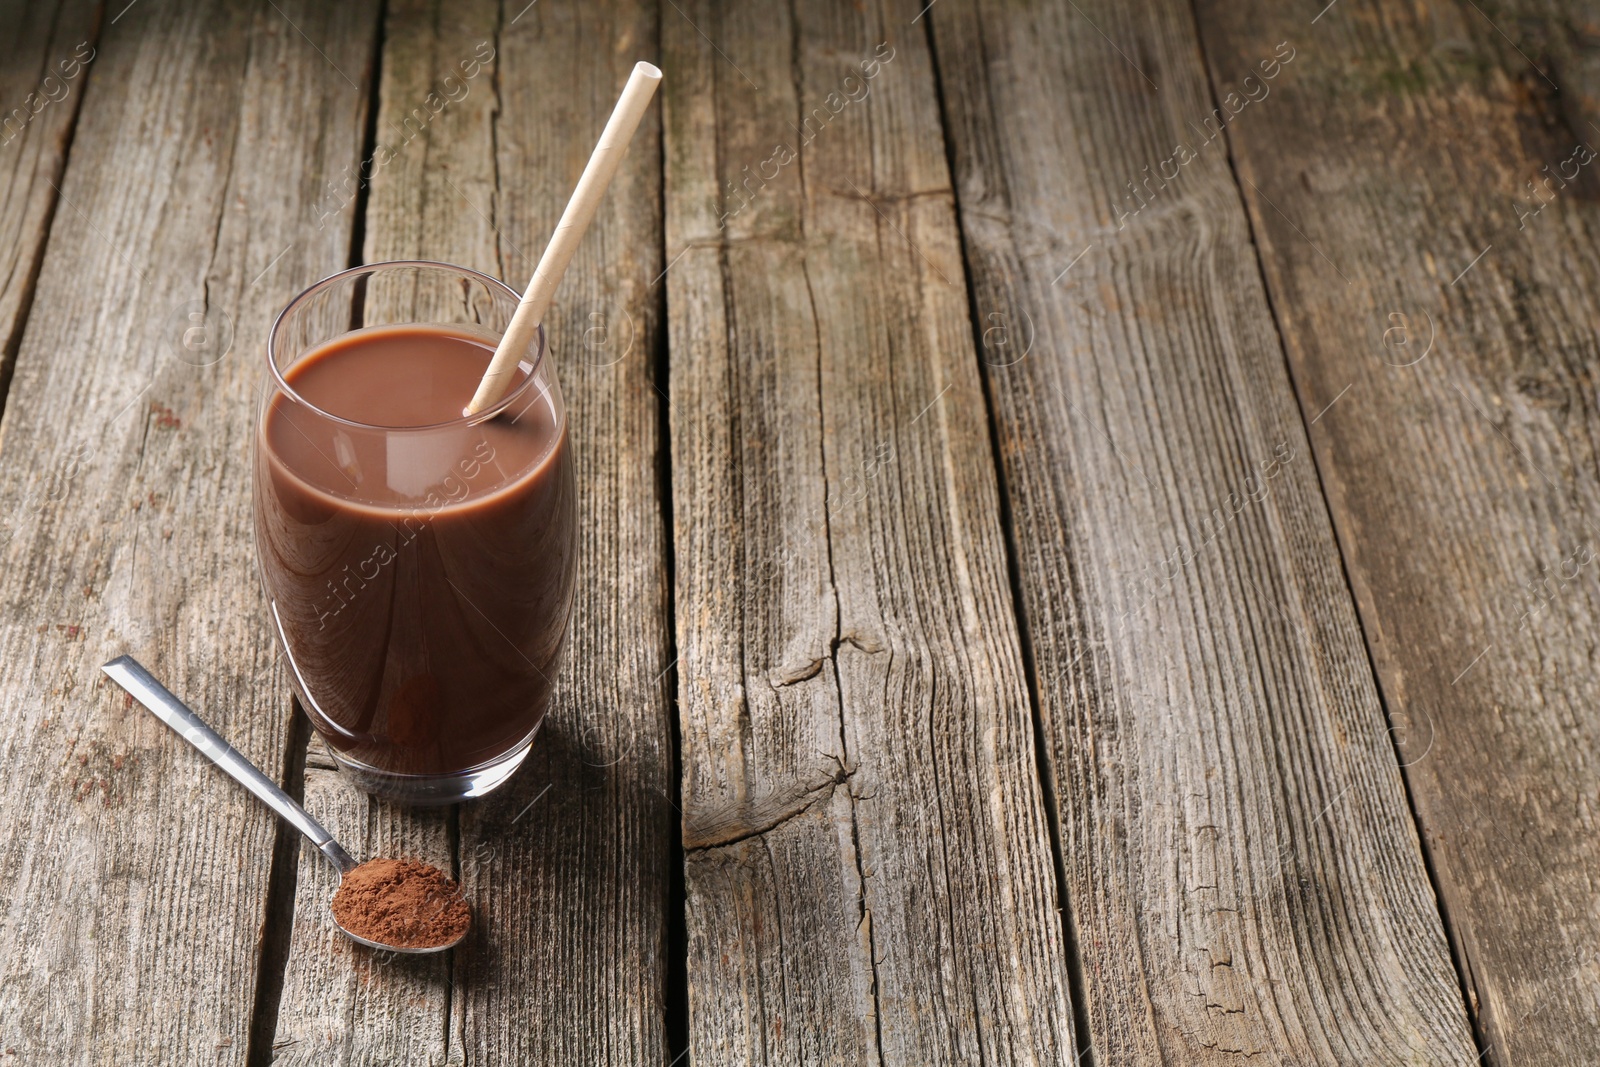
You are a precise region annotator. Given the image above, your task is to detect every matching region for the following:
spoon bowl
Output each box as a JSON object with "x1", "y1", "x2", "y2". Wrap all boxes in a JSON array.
[
  {"x1": 322, "y1": 851, "x2": 469, "y2": 955},
  {"x1": 102, "y1": 655, "x2": 468, "y2": 955},
  {"x1": 332, "y1": 905, "x2": 467, "y2": 955}
]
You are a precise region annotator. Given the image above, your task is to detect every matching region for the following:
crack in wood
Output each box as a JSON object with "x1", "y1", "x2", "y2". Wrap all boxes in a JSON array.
[{"x1": 683, "y1": 763, "x2": 854, "y2": 852}]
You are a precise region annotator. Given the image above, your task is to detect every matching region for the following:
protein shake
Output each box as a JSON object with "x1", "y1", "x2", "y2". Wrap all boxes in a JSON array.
[{"x1": 254, "y1": 323, "x2": 576, "y2": 791}]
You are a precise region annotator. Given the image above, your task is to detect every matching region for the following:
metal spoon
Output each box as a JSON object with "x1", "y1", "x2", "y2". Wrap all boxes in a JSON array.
[{"x1": 101, "y1": 655, "x2": 467, "y2": 954}]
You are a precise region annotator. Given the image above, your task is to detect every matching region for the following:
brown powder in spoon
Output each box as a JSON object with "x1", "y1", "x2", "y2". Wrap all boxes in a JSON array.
[{"x1": 330, "y1": 858, "x2": 471, "y2": 949}]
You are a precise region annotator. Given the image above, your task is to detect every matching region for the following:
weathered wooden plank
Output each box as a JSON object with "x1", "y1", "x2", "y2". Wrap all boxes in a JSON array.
[
  {"x1": 928, "y1": 0, "x2": 1481, "y2": 1062},
  {"x1": 265, "y1": 1, "x2": 675, "y2": 1063},
  {"x1": 1193, "y1": 1, "x2": 1600, "y2": 1061},
  {"x1": 0, "y1": 0, "x2": 377, "y2": 1061},
  {"x1": 458, "y1": 1, "x2": 673, "y2": 1059},
  {"x1": 266, "y1": 2, "x2": 492, "y2": 1060},
  {"x1": 664, "y1": 1, "x2": 1076, "y2": 1063},
  {"x1": 0, "y1": 0, "x2": 99, "y2": 414},
  {"x1": 455, "y1": 1, "x2": 673, "y2": 1062}
]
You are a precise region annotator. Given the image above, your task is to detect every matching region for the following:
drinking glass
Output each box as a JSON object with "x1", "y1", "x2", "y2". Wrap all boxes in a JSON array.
[{"x1": 254, "y1": 261, "x2": 576, "y2": 804}]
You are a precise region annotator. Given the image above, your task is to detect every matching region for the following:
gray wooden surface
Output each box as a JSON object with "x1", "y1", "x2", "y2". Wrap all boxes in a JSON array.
[
  {"x1": 663, "y1": 2, "x2": 1073, "y2": 1063},
  {"x1": 1196, "y1": 0, "x2": 1600, "y2": 1060},
  {"x1": 0, "y1": 0, "x2": 375, "y2": 1060},
  {"x1": 927, "y1": 0, "x2": 1482, "y2": 1061},
  {"x1": 0, "y1": 0, "x2": 1594, "y2": 1064}
]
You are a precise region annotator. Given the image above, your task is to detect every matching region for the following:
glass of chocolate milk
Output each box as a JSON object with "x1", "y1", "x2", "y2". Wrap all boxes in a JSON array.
[{"x1": 254, "y1": 261, "x2": 576, "y2": 804}]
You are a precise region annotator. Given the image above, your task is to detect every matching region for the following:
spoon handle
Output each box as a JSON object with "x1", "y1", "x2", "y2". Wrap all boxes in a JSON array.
[{"x1": 101, "y1": 655, "x2": 357, "y2": 876}]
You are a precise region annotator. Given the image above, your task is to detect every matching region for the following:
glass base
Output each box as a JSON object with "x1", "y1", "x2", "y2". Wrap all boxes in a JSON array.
[{"x1": 324, "y1": 721, "x2": 542, "y2": 805}]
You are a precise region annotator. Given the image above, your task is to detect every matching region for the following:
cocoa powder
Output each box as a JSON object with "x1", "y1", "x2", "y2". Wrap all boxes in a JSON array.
[{"x1": 330, "y1": 857, "x2": 471, "y2": 949}]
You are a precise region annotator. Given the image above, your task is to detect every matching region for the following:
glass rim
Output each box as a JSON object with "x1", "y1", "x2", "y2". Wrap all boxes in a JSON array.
[{"x1": 265, "y1": 259, "x2": 546, "y2": 432}]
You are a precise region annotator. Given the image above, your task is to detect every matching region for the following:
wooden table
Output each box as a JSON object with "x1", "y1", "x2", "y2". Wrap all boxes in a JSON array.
[{"x1": 2, "y1": 0, "x2": 1596, "y2": 1063}]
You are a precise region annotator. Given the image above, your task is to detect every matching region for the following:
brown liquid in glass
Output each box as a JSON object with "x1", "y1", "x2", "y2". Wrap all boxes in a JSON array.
[{"x1": 254, "y1": 324, "x2": 575, "y2": 777}]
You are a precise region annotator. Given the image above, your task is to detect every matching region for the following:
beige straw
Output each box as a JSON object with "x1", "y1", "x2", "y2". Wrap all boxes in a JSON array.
[{"x1": 466, "y1": 61, "x2": 662, "y2": 415}]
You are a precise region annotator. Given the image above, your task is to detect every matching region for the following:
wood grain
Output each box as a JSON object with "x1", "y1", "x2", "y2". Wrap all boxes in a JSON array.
[
  {"x1": 454, "y1": 1, "x2": 675, "y2": 1061},
  {"x1": 264, "y1": 1, "x2": 676, "y2": 1063},
  {"x1": 0, "y1": 0, "x2": 99, "y2": 412},
  {"x1": 928, "y1": 0, "x2": 1482, "y2": 1062},
  {"x1": 456, "y1": 1, "x2": 674, "y2": 1059},
  {"x1": 664, "y1": 1, "x2": 1075, "y2": 1062},
  {"x1": 0, "y1": 0, "x2": 377, "y2": 1060},
  {"x1": 265, "y1": 1, "x2": 493, "y2": 1059},
  {"x1": 1193, "y1": 0, "x2": 1600, "y2": 1060}
]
